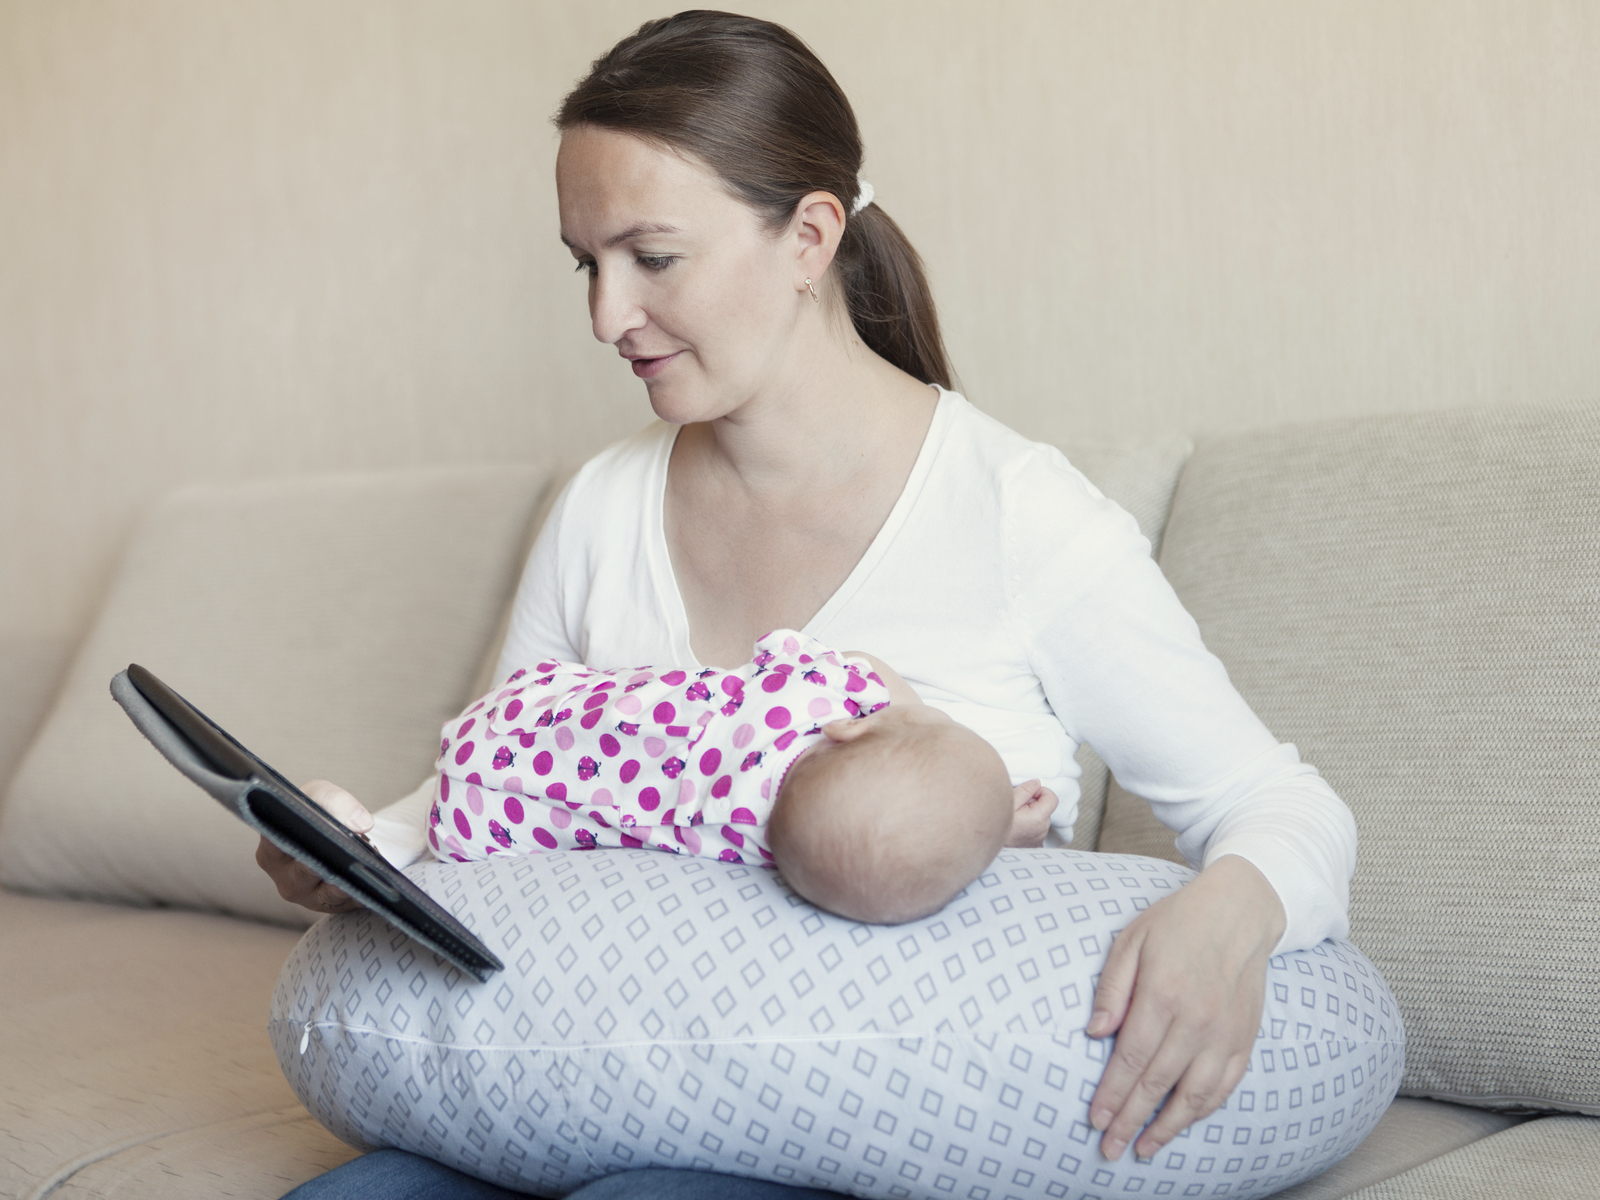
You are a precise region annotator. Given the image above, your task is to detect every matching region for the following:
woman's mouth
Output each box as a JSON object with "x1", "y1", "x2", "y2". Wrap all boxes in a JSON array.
[{"x1": 630, "y1": 351, "x2": 682, "y2": 379}]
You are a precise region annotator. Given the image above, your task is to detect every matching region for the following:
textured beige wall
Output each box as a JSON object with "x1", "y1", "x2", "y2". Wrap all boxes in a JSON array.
[{"x1": 3, "y1": 0, "x2": 1598, "y2": 659}]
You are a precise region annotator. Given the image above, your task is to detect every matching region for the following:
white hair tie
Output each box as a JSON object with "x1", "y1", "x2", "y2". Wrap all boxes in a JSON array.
[{"x1": 852, "y1": 179, "x2": 875, "y2": 216}]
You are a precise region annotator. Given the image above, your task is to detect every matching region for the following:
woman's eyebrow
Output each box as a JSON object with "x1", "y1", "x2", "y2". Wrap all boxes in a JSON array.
[{"x1": 560, "y1": 223, "x2": 682, "y2": 250}]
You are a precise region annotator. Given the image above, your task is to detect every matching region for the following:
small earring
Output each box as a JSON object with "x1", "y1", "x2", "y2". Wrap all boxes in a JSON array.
[{"x1": 805, "y1": 278, "x2": 819, "y2": 303}]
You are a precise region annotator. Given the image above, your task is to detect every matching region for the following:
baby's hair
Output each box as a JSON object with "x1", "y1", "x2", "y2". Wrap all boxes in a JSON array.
[{"x1": 770, "y1": 715, "x2": 1011, "y2": 924}]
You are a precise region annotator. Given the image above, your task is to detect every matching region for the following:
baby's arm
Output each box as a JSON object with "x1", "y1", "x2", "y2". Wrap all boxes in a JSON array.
[{"x1": 843, "y1": 652, "x2": 923, "y2": 707}]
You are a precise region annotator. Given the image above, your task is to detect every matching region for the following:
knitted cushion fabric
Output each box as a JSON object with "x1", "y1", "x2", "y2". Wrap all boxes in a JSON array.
[
  {"x1": 1149, "y1": 407, "x2": 1600, "y2": 1114},
  {"x1": 1338, "y1": 1115, "x2": 1600, "y2": 1200},
  {"x1": 0, "y1": 464, "x2": 554, "y2": 926}
]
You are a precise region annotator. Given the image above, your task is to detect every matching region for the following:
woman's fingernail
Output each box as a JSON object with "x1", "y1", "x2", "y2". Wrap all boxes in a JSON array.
[
  {"x1": 1101, "y1": 1136, "x2": 1125, "y2": 1160},
  {"x1": 1090, "y1": 1107, "x2": 1112, "y2": 1131},
  {"x1": 1087, "y1": 1013, "x2": 1109, "y2": 1037}
]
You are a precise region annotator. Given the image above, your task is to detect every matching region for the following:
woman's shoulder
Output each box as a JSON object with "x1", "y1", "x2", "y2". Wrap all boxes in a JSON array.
[
  {"x1": 933, "y1": 391, "x2": 1149, "y2": 599},
  {"x1": 933, "y1": 390, "x2": 1114, "y2": 515}
]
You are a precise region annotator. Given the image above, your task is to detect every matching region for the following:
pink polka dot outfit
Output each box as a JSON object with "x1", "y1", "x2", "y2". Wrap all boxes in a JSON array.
[{"x1": 429, "y1": 630, "x2": 890, "y2": 866}]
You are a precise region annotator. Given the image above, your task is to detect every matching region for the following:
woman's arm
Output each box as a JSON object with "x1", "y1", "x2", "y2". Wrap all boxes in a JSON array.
[
  {"x1": 1006, "y1": 448, "x2": 1356, "y2": 1161},
  {"x1": 492, "y1": 471, "x2": 582, "y2": 684},
  {"x1": 256, "y1": 474, "x2": 589, "y2": 913}
]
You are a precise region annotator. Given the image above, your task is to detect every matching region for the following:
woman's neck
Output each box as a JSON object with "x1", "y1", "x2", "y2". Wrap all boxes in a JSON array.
[
  {"x1": 660, "y1": 311, "x2": 943, "y2": 667},
  {"x1": 681, "y1": 316, "x2": 938, "y2": 500}
]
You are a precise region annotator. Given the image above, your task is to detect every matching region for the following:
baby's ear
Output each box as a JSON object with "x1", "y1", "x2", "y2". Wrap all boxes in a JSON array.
[{"x1": 820, "y1": 718, "x2": 870, "y2": 743}]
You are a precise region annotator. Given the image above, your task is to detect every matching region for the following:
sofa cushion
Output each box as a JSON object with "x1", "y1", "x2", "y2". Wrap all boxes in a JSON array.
[
  {"x1": 1272, "y1": 1097, "x2": 1522, "y2": 1200},
  {"x1": 1339, "y1": 1115, "x2": 1600, "y2": 1200},
  {"x1": 0, "y1": 634, "x2": 75, "y2": 797},
  {"x1": 1133, "y1": 407, "x2": 1600, "y2": 1114},
  {"x1": 0, "y1": 464, "x2": 553, "y2": 926},
  {"x1": 0, "y1": 890, "x2": 357, "y2": 1200}
]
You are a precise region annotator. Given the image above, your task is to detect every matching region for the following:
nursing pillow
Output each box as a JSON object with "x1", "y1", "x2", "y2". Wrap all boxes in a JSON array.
[{"x1": 271, "y1": 849, "x2": 1403, "y2": 1199}]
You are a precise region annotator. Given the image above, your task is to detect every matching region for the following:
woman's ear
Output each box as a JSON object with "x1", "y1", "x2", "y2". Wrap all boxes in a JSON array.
[{"x1": 792, "y1": 190, "x2": 846, "y2": 292}]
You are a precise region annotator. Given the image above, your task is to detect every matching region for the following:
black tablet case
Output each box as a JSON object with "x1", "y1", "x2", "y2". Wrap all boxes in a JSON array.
[{"x1": 111, "y1": 665, "x2": 503, "y2": 981}]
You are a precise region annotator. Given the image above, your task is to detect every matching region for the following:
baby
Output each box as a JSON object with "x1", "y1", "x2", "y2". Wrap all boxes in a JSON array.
[{"x1": 429, "y1": 630, "x2": 1050, "y2": 924}]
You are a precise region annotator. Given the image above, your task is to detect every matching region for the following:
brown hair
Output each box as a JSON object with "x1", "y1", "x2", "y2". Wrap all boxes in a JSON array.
[{"x1": 555, "y1": 10, "x2": 954, "y2": 390}]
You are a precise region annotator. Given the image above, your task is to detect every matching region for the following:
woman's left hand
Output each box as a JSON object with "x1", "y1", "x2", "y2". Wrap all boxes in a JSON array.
[{"x1": 1085, "y1": 854, "x2": 1286, "y2": 1161}]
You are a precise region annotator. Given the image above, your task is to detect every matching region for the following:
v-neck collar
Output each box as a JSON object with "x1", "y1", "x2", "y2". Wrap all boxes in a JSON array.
[{"x1": 644, "y1": 387, "x2": 956, "y2": 671}]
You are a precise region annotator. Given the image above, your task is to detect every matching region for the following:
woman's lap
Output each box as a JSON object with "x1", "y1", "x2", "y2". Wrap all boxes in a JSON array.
[
  {"x1": 284, "y1": 1154, "x2": 840, "y2": 1199},
  {"x1": 271, "y1": 849, "x2": 1403, "y2": 1200}
]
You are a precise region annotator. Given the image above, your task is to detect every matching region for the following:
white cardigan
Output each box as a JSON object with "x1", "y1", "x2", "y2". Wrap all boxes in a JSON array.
[{"x1": 380, "y1": 390, "x2": 1356, "y2": 953}]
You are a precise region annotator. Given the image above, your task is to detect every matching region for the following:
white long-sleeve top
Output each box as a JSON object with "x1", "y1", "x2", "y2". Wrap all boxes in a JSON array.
[{"x1": 378, "y1": 390, "x2": 1355, "y2": 953}]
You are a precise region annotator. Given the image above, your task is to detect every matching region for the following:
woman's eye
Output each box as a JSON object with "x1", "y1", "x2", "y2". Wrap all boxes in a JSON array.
[
  {"x1": 637, "y1": 255, "x2": 675, "y2": 272},
  {"x1": 573, "y1": 259, "x2": 598, "y2": 278}
]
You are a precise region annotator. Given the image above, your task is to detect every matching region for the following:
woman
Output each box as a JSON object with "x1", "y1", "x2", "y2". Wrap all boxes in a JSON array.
[{"x1": 267, "y1": 12, "x2": 1361, "y2": 1198}]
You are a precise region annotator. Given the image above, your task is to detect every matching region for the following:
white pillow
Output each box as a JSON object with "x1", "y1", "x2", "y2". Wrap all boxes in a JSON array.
[{"x1": 272, "y1": 848, "x2": 1402, "y2": 1198}]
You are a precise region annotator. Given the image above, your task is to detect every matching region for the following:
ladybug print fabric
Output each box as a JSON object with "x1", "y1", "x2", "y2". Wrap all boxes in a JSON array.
[{"x1": 430, "y1": 630, "x2": 890, "y2": 865}]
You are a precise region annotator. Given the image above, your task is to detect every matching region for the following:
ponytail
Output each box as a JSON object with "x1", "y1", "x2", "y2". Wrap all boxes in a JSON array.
[
  {"x1": 556, "y1": 11, "x2": 954, "y2": 389},
  {"x1": 836, "y1": 201, "x2": 953, "y2": 389}
]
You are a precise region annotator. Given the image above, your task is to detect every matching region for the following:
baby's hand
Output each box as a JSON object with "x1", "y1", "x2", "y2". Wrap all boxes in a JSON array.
[{"x1": 1005, "y1": 780, "x2": 1058, "y2": 847}]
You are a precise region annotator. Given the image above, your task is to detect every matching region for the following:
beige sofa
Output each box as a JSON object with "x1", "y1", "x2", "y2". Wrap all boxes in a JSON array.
[{"x1": 3, "y1": 403, "x2": 1595, "y2": 1200}]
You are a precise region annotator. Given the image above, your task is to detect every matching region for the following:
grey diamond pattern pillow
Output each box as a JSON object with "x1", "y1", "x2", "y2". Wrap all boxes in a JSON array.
[{"x1": 273, "y1": 849, "x2": 1402, "y2": 1198}]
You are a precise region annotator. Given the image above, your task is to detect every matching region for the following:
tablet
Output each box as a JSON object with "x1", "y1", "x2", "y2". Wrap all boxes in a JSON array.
[{"x1": 111, "y1": 664, "x2": 503, "y2": 982}]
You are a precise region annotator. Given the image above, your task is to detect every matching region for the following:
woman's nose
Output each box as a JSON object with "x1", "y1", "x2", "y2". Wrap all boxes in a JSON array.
[{"x1": 588, "y1": 269, "x2": 646, "y2": 346}]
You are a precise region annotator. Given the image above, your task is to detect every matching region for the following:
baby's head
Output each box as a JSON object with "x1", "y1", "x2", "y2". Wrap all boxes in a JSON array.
[{"x1": 768, "y1": 705, "x2": 1013, "y2": 924}]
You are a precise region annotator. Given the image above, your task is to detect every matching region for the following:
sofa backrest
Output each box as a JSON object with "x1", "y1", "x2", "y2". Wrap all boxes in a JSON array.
[
  {"x1": 1103, "y1": 407, "x2": 1600, "y2": 1116},
  {"x1": 0, "y1": 464, "x2": 556, "y2": 926}
]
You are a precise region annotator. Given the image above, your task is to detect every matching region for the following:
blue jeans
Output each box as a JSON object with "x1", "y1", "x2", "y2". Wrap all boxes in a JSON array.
[{"x1": 284, "y1": 1150, "x2": 843, "y2": 1199}]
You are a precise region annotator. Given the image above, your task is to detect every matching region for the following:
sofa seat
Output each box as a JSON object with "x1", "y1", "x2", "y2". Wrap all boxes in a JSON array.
[
  {"x1": 0, "y1": 890, "x2": 356, "y2": 1199},
  {"x1": 1333, "y1": 1116, "x2": 1600, "y2": 1200}
]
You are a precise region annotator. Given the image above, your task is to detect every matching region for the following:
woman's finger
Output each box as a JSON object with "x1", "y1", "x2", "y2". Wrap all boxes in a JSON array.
[
  {"x1": 255, "y1": 830, "x2": 357, "y2": 912},
  {"x1": 1094, "y1": 1017, "x2": 1204, "y2": 1160},
  {"x1": 1086, "y1": 857, "x2": 1282, "y2": 1160},
  {"x1": 300, "y1": 778, "x2": 375, "y2": 832},
  {"x1": 1087, "y1": 920, "x2": 1144, "y2": 1039},
  {"x1": 1132, "y1": 1046, "x2": 1250, "y2": 1158},
  {"x1": 311, "y1": 877, "x2": 363, "y2": 913},
  {"x1": 1086, "y1": 932, "x2": 1183, "y2": 1152}
]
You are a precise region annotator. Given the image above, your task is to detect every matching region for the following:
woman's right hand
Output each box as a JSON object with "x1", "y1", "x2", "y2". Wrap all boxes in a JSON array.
[{"x1": 255, "y1": 779, "x2": 374, "y2": 914}]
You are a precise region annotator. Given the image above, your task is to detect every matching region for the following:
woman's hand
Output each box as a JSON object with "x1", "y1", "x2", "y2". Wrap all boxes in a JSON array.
[
  {"x1": 255, "y1": 779, "x2": 373, "y2": 915},
  {"x1": 1085, "y1": 854, "x2": 1285, "y2": 1161},
  {"x1": 1005, "y1": 780, "x2": 1058, "y2": 847}
]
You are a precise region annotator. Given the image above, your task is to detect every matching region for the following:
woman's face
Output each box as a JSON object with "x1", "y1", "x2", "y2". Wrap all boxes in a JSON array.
[{"x1": 556, "y1": 124, "x2": 801, "y2": 425}]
